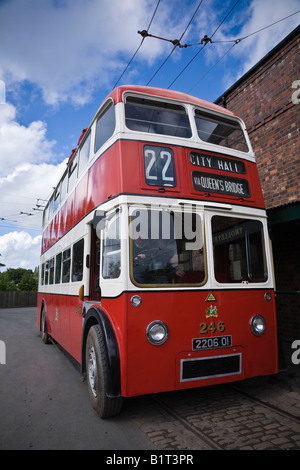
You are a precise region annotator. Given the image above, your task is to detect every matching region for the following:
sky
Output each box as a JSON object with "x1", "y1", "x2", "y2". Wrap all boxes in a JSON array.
[{"x1": 0, "y1": 0, "x2": 299, "y2": 271}]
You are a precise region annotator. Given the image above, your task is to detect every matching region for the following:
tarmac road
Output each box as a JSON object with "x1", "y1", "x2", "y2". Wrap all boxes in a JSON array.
[
  {"x1": 0, "y1": 307, "x2": 156, "y2": 451},
  {"x1": 1, "y1": 307, "x2": 299, "y2": 452}
]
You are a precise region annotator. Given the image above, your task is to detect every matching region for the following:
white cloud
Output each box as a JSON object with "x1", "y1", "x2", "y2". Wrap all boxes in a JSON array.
[
  {"x1": 0, "y1": 103, "x2": 57, "y2": 176},
  {"x1": 0, "y1": 0, "x2": 184, "y2": 106},
  {"x1": 1, "y1": 0, "x2": 298, "y2": 106},
  {"x1": 0, "y1": 231, "x2": 41, "y2": 271},
  {"x1": 0, "y1": 101, "x2": 66, "y2": 269},
  {"x1": 0, "y1": 100, "x2": 65, "y2": 225}
]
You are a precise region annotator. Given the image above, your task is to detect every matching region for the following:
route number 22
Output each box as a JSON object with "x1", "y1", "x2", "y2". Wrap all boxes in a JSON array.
[{"x1": 144, "y1": 146, "x2": 176, "y2": 187}]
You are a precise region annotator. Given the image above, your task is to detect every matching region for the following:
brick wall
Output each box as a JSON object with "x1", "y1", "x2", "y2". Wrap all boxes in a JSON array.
[
  {"x1": 215, "y1": 27, "x2": 300, "y2": 340},
  {"x1": 216, "y1": 29, "x2": 300, "y2": 211}
]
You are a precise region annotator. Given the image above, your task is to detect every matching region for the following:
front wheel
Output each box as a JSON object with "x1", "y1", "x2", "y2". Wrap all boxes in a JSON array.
[{"x1": 86, "y1": 325, "x2": 123, "y2": 418}]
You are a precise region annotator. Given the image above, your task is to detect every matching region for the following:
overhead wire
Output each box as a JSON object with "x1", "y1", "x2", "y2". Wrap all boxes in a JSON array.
[
  {"x1": 0, "y1": 212, "x2": 35, "y2": 219},
  {"x1": 188, "y1": 42, "x2": 236, "y2": 93},
  {"x1": 228, "y1": 9, "x2": 300, "y2": 43},
  {"x1": 187, "y1": 9, "x2": 300, "y2": 92},
  {"x1": 146, "y1": 0, "x2": 205, "y2": 85},
  {"x1": 167, "y1": 0, "x2": 241, "y2": 88},
  {"x1": 114, "y1": 1, "x2": 299, "y2": 91},
  {"x1": 113, "y1": 0, "x2": 161, "y2": 89},
  {"x1": 0, "y1": 223, "x2": 41, "y2": 232},
  {"x1": 183, "y1": 9, "x2": 300, "y2": 46}
]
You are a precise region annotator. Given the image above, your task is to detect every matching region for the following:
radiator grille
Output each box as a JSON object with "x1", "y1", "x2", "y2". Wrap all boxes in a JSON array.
[{"x1": 181, "y1": 353, "x2": 241, "y2": 382}]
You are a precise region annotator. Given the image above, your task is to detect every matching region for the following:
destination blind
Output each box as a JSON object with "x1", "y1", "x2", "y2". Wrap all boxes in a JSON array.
[
  {"x1": 192, "y1": 171, "x2": 251, "y2": 197},
  {"x1": 190, "y1": 151, "x2": 246, "y2": 174}
]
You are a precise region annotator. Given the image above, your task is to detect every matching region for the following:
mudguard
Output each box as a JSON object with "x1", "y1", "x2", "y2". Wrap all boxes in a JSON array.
[{"x1": 81, "y1": 306, "x2": 121, "y2": 397}]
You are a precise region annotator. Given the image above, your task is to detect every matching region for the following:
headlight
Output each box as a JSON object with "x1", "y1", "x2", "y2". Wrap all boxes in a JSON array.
[
  {"x1": 146, "y1": 321, "x2": 169, "y2": 345},
  {"x1": 251, "y1": 315, "x2": 266, "y2": 336}
]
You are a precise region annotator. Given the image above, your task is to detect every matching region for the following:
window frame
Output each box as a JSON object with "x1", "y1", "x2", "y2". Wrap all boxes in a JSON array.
[
  {"x1": 102, "y1": 210, "x2": 121, "y2": 280},
  {"x1": 68, "y1": 153, "x2": 78, "y2": 192},
  {"x1": 49, "y1": 257, "x2": 54, "y2": 284},
  {"x1": 72, "y1": 238, "x2": 84, "y2": 282},
  {"x1": 62, "y1": 247, "x2": 71, "y2": 283},
  {"x1": 194, "y1": 109, "x2": 249, "y2": 153},
  {"x1": 211, "y1": 214, "x2": 268, "y2": 284},
  {"x1": 94, "y1": 100, "x2": 116, "y2": 154},
  {"x1": 129, "y1": 207, "x2": 207, "y2": 288},
  {"x1": 124, "y1": 96, "x2": 192, "y2": 139},
  {"x1": 78, "y1": 131, "x2": 91, "y2": 177},
  {"x1": 55, "y1": 253, "x2": 62, "y2": 284}
]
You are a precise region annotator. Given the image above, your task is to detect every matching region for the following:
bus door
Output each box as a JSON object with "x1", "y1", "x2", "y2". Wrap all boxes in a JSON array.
[
  {"x1": 89, "y1": 225, "x2": 101, "y2": 301},
  {"x1": 89, "y1": 208, "x2": 121, "y2": 301}
]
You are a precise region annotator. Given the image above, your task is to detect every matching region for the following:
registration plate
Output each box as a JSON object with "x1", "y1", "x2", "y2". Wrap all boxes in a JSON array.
[{"x1": 192, "y1": 335, "x2": 232, "y2": 351}]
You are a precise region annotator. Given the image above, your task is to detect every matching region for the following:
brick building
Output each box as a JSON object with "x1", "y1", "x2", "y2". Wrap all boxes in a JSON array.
[{"x1": 215, "y1": 25, "x2": 300, "y2": 341}]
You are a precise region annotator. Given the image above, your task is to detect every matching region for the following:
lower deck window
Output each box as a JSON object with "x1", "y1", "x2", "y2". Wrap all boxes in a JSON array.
[
  {"x1": 212, "y1": 216, "x2": 268, "y2": 283},
  {"x1": 55, "y1": 253, "x2": 61, "y2": 284},
  {"x1": 62, "y1": 248, "x2": 71, "y2": 283},
  {"x1": 102, "y1": 212, "x2": 121, "y2": 279},
  {"x1": 72, "y1": 239, "x2": 84, "y2": 281},
  {"x1": 49, "y1": 258, "x2": 54, "y2": 284}
]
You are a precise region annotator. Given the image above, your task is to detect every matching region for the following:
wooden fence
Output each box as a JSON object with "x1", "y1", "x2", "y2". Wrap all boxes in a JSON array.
[{"x1": 0, "y1": 291, "x2": 37, "y2": 308}]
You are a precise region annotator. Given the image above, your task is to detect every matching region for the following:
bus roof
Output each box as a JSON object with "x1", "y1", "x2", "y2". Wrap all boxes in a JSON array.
[
  {"x1": 106, "y1": 85, "x2": 237, "y2": 117},
  {"x1": 68, "y1": 85, "x2": 241, "y2": 165}
]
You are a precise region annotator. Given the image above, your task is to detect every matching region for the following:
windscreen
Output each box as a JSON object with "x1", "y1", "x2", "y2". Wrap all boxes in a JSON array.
[{"x1": 130, "y1": 208, "x2": 206, "y2": 286}]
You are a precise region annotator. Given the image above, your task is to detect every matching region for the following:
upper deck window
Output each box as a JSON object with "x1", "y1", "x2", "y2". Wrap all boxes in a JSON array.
[
  {"x1": 68, "y1": 153, "x2": 78, "y2": 192},
  {"x1": 95, "y1": 103, "x2": 116, "y2": 153},
  {"x1": 78, "y1": 131, "x2": 91, "y2": 177},
  {"x1": 195, "y1": 110, "x2": 249, "y2": 152},
  {"x1": 125, "y1": 97, "x2": 192, "y2": 138}
]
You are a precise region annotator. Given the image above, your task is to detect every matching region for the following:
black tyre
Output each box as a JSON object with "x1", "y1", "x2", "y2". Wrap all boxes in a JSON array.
[
  {"x1": 41, "y1": 308, "x2": 50, "y2": 344},
  {"x1": 86, "y1": 324, "x2": 123, "y2": 418}
]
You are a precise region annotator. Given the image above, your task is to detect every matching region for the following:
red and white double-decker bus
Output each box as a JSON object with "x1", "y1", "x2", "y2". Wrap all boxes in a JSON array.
[{"x1": 37, "y1": 85, "x2": 278, "y2": 418}]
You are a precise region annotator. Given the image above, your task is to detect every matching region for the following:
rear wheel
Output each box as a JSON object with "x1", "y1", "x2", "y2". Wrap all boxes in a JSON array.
[
  {"x1": 41, "y1": 308, "x2": 50, "y2": 344},
  {"x1": 86, "y1": 324, "x2": 123, "y2": 418}
]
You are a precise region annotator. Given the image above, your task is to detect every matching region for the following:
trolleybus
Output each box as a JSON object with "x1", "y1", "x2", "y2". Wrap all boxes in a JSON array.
[{"x1": 37, "y1": 85, "x2": 279, "y2": 418}]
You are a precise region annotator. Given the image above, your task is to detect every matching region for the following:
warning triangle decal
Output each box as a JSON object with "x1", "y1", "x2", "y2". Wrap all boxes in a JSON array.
[{"x1": 206, "y1": 292, "x2": 216, "y2": 302}]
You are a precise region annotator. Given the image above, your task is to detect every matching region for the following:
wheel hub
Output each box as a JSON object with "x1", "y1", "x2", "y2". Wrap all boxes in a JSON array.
[{"x1": 88, "y1": 345, "x2": 98, "y2": 397}]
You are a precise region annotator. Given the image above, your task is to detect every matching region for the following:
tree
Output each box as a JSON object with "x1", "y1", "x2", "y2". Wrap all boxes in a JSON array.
[
  {"x1": 0, "y1": 268, "x2": 38, "y2": 291},
  {"x1": 18, "y1": 271, "x2": 38, "y2": 291}
]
